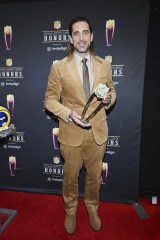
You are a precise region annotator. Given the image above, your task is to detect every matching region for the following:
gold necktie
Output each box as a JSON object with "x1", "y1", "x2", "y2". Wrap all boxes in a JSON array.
[{"x1": 82, "y1": 58, "x2": 90, "y2": 101}]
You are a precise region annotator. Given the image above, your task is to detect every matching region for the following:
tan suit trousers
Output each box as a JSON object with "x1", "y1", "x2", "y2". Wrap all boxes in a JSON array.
[{"x1": 60, "y1": 128, "x2": 107, "y2": 215}]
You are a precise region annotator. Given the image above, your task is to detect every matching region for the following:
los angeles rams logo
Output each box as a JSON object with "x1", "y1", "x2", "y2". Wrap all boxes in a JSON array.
[{"x1": 0, "y1": 105, "x2": 11, "y2": 131}]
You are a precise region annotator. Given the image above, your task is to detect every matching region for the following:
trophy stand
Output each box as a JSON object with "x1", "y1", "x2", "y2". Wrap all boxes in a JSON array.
[{"x1": 81, "y1": 83, "x2": 110, "y2": 123}]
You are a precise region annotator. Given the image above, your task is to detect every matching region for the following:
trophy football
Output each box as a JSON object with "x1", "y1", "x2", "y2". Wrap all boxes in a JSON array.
[
  {"x1": 0, "y1": 105, "x2": 15, "y2": 138},
  {"x1": 81, "y1": 83, "x2": 110, "y2": 124}
]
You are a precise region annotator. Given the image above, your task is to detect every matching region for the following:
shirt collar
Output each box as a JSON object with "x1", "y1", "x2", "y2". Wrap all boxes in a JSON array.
[{"x1": 74, "y1": 52, "x2": 91, "y2": 65}]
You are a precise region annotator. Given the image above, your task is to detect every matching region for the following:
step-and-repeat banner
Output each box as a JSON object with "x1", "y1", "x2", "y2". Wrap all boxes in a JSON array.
[{"x1": 0, "y1": 0, "x2": 149, "y2": 203}]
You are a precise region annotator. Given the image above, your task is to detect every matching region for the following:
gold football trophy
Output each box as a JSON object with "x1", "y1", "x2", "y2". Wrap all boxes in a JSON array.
[{"x1": 81, "y1": 83, "x2": 110, "y2": 123}]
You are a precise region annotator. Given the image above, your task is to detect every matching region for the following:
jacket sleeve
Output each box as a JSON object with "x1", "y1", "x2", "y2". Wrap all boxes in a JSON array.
[{"x1": 44, "y1": 62, "x2": 71, "y2": 122}]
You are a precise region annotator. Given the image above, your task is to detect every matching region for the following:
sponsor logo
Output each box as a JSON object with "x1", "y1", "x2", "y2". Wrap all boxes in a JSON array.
[
  {"x1": 1, "y1": 81, "x2": 20, "y2": 87},
  {"x1": 106, "y1": 136, "x2": 120, "y2": 155},
  {"x1": 107, "y1": 136, "x2": 120, "y2": 147},
  {"x1": 105, "y1": 56, "x2": 124, "y2": 85},
  {"x1": 43, "y1": 156, "x2": 63, "y2": 183},
  {"x1": 105, "y1": 55, "x2": 124, "y2": 77},
  {"x1": 2, "y1": 130, "x2": 25, "y2": 150},
  {"x1": 0, "y1": 59, "x2": 24, "y2": 87},
  {"x1": 42, "y1": 20, "x2": 69, "y2": 52},
  {"x1": 3, "y1": 132, "x2": 26, "y2": 150},
  {"x1": 10, "y1": 131, "x2": 25, "y2": 142},
  {"x1": 3, "y1": 144, "x2": 21, "y2": 150}
]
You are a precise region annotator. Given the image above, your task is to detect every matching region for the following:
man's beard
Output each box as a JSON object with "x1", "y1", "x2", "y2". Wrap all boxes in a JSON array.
[{"x1": 74, "y1": 42, "x2": 91, "y2": 54}]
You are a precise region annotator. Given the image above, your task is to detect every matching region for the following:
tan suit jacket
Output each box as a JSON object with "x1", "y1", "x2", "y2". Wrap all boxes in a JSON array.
[{"x1": 44, "y1": 53, "x2": 116, "y2": 146}]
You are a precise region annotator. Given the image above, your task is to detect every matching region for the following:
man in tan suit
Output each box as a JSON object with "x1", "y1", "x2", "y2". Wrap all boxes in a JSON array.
[{"x1": 45, "y1": 17, "x2": 116, "y2": 234}]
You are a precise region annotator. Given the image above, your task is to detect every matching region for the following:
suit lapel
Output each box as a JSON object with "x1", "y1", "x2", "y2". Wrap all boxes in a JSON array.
[
  {"x1": 67, "y1": 55, "x2": 86, "y2": 101},
  {"x1": 66, "y1": 54, "x2": 102, "y2": 100}
]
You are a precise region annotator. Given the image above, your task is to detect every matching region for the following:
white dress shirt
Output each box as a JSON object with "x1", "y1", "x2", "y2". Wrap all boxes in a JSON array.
[{"x1": 74, "y1": 52, "x2": 93, "y2": 92}]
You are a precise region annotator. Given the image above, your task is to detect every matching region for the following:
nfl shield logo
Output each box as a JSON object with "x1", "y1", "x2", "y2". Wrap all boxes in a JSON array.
[
  {"x1": 53, "y1": 157, "x2": 60, "y2": 164},
  {"x1": 105, "y1": 55, "x2": 112, "y2": 64},
  {"x1": 6, "y1": 58, "x2": 13, "y2": 67},
  {"x1": 54, "y1": 20, "x2": 61, "y2": 29}
]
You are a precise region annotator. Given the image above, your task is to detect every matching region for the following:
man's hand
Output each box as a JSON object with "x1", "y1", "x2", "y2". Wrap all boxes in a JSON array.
[
  {"x1": 69, "y1": 111, "x2": 91, "y2": 128},
  {"x1": 102, "y1": 92, "x2": 112, "y2": 105}
]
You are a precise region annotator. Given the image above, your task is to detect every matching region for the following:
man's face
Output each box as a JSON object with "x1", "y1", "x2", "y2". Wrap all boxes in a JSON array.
[{"x1": 69, "y1": 21, "x2": 93, "y2": 56}]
